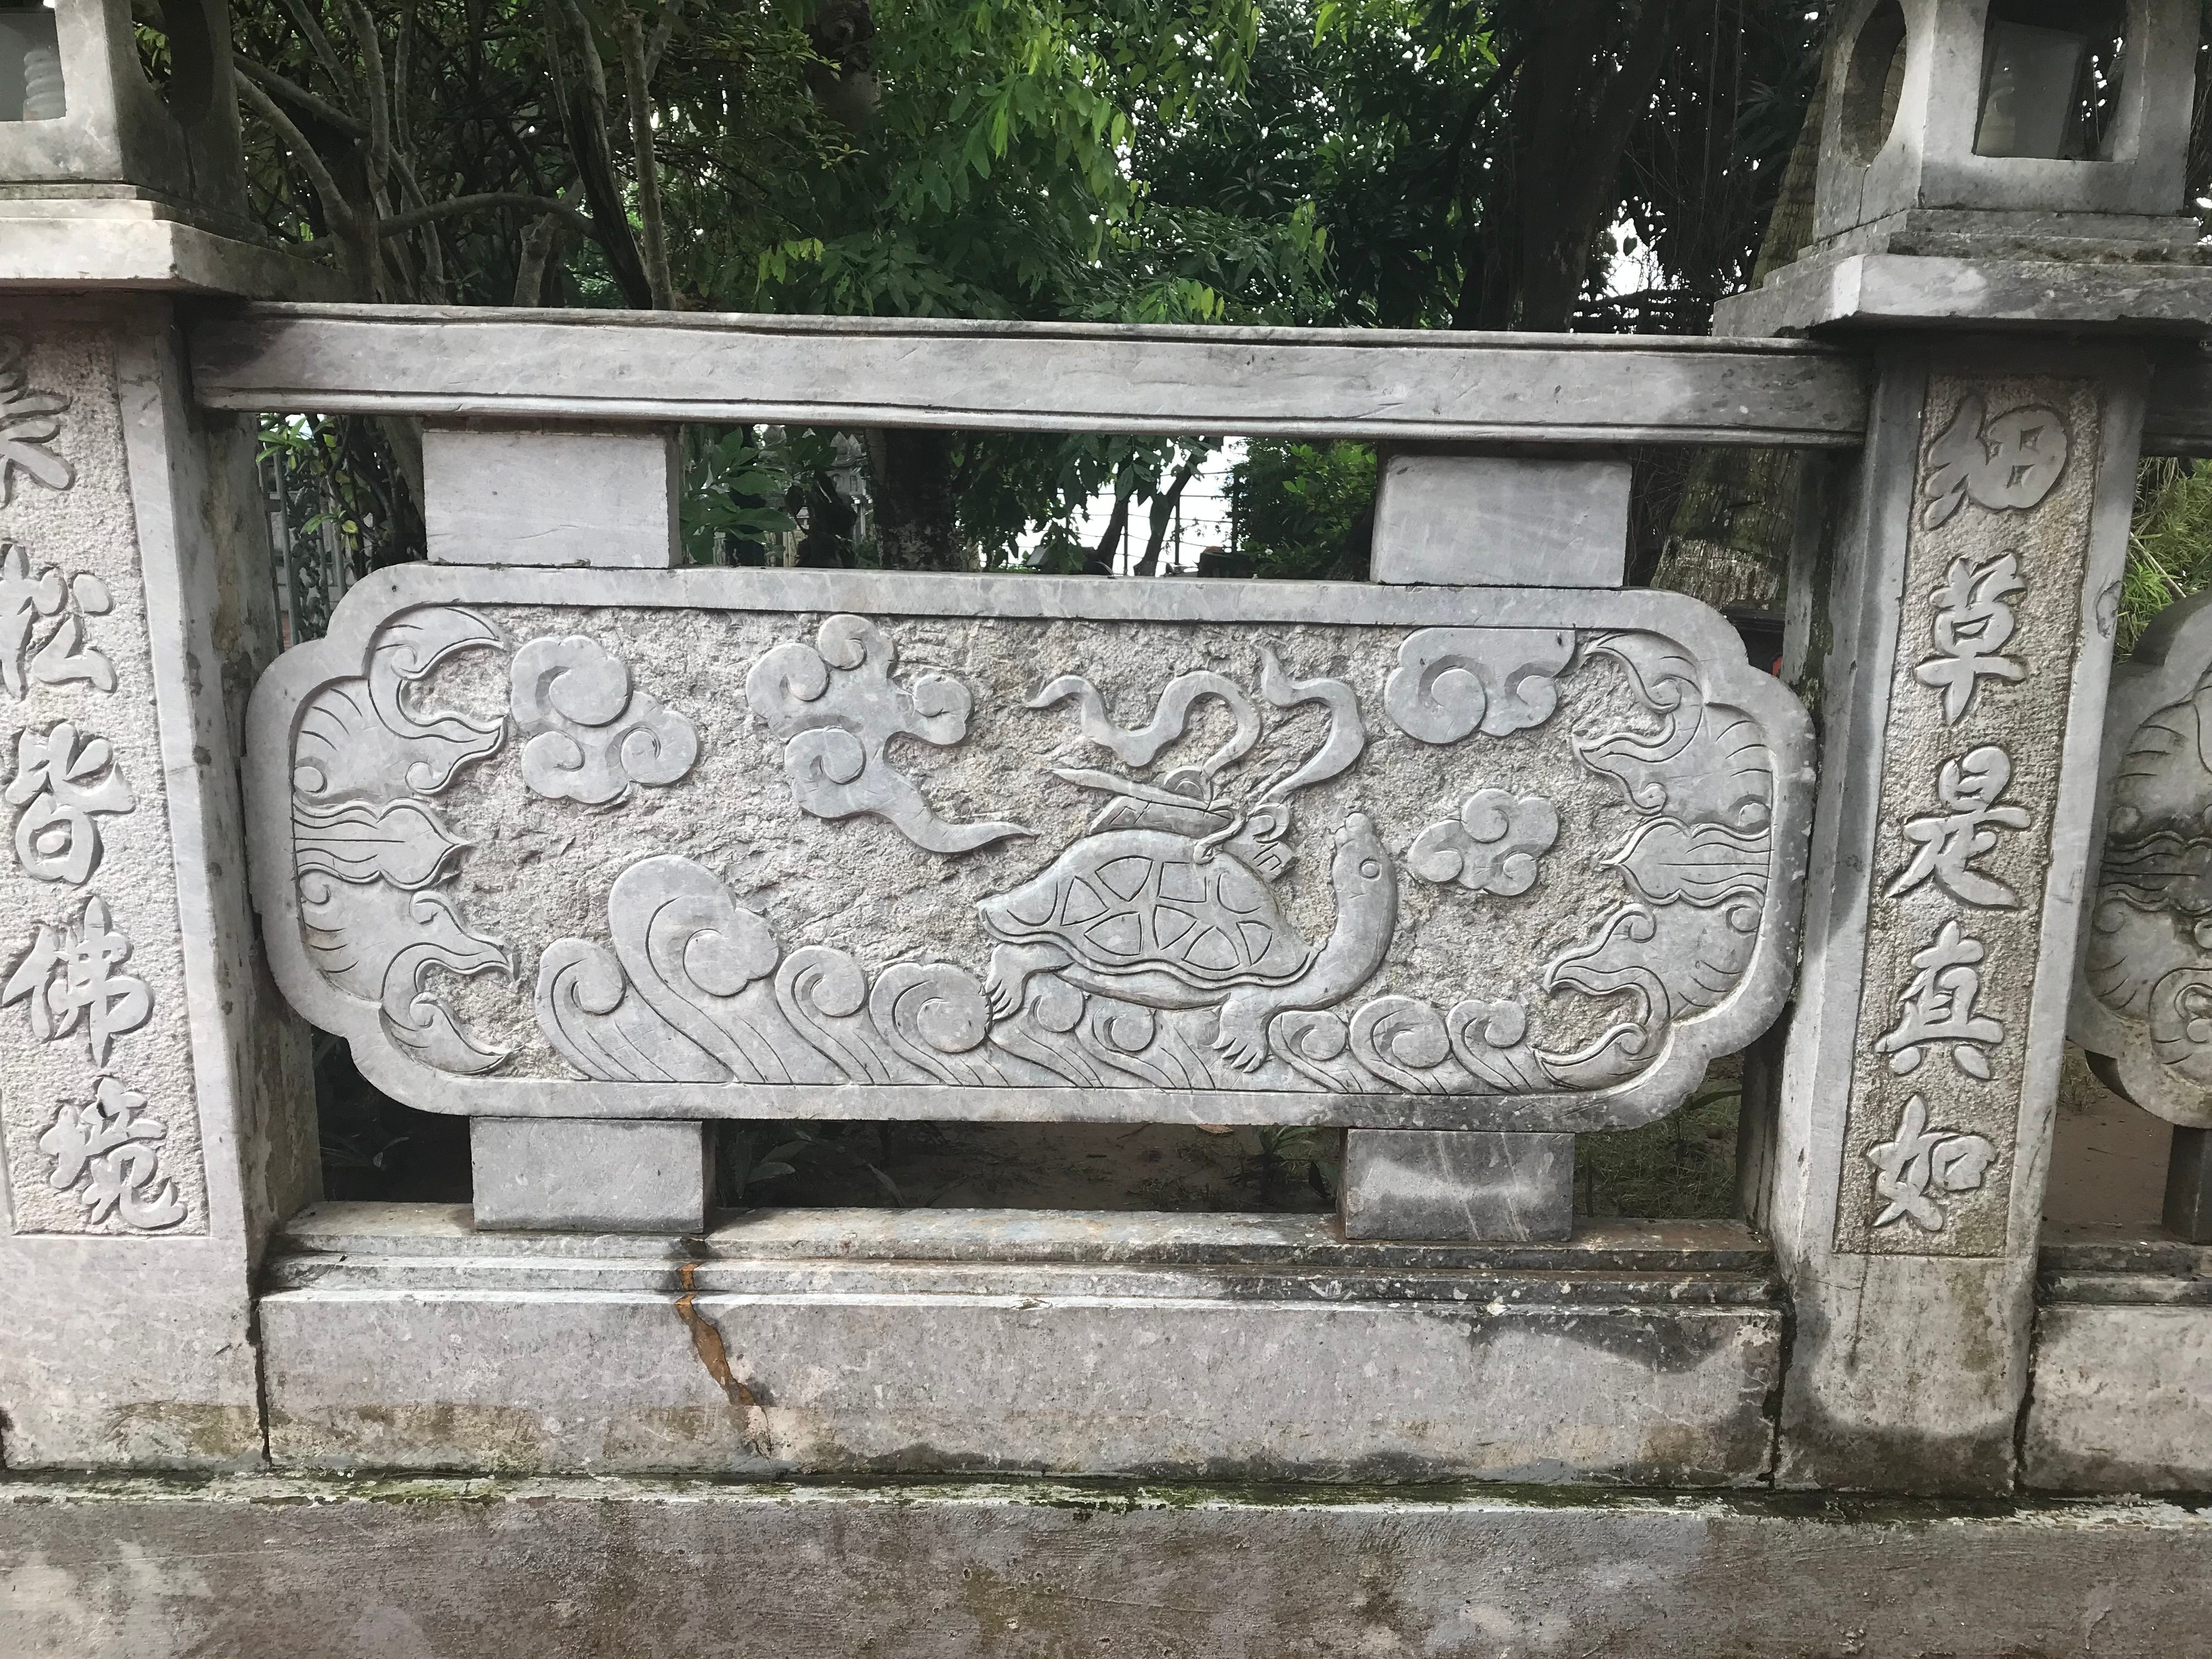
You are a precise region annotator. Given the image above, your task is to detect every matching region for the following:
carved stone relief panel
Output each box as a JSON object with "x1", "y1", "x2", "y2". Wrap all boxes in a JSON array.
[
  {"x1": 2072, "y1": 590, "x2": 2212, "y2": 1127},
  {"x1": 246, "y1": 567, "x2": 1814, "y2": 1130},
  {"x1": 1834, "y1": 377, "x2": 2103, "y2": 1256},
  {"x1": 0, "y1": 330, "x2": 207, "y2": 1234}
]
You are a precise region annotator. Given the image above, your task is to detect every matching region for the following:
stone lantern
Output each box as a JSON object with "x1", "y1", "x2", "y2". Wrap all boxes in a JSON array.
[
  {"x1": 0, "y1": 0, "x2": 249, "y2": 233},
  {"x1": 1721, "y1": 0, "x2": 2211, "y2": 331},
  {"x1": 1810, "y1": 0, "x2": 2201, "y2": 263}
]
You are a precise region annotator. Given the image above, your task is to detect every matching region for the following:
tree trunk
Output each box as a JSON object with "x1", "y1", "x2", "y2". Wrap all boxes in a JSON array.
[
  {"x1": 867, "y1": 428, "x2": 968, "y2": 571},
  {"x1": 1134, "y1": 454, "x2": 1203, "y2": 577}
]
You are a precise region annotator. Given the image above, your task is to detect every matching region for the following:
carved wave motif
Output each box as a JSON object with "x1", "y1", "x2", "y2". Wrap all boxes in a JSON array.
[
  {"x1": 1384, "y1": 628, "x2": 1576, "y2": 743},
  {"x1": 537, "y1": 855, "x2": 812, "y2": 1086},
  {"x1": 511, "y1": 635, "x2": 699, "y2": 805}
]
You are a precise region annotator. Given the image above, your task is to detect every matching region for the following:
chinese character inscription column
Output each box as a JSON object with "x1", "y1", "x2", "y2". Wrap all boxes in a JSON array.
[
  {"x1": 0, "y1": 306, "x2": 316, "y2": 1468},
  {"x1": 1767, "y1": 351, "x2": 2145, "y2": 1493}
]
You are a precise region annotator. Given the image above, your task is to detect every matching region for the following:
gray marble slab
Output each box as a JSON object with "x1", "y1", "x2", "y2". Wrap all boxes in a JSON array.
[{"x1": 243, "y1": 566, "x2": 1815, "y2": 1135}]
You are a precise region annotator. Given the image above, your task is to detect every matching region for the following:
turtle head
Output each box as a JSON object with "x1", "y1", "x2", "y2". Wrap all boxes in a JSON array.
[{"x1": 1331, "y1": 811, "x2": 1390, "y2": 891}]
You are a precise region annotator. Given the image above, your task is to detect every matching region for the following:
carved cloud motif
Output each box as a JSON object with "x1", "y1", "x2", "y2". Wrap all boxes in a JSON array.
[
  {"x1": 511, "y1": 635, "x2": 699, "y2": 805},
  {"x1": 747, "y1": 613, "x2": 1029, "y2": 854},
  {"x1": 1409, "y1": 788, "x2": 1558, "y2": 896},
  {"x1": 1384, "y1": 628, "x2": 1575, "y2": 744}
]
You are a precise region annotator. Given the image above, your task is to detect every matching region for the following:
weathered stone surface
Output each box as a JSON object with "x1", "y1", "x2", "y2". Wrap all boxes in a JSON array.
[
  {"x1": 2024, "y1": 1305, "x2": 2212, "y2": 1493},
  {"x1": 245, "y1": 569, "x2": 1814, "y2": 1139},
  {"x1": 7, "y1": 1474, "x2": 2212, "y2": 1659},
  {"x1": 470, "y1": 1117, "x2": 708, "y2": 1232},
  {"x1": 1339, "y1": 1128, "x2": 1573, "y2": 1241},
  {"x1": 1755, "y1": 345, "x2": 2147, "y2": 1491},
  {"x1": 257, "y1": 1204, "x2": 1781, "y2": 1481},
  {"x1": 1369, "y1": 456, "x2": 1628, "y2": 588},
  {"x1": 189, "y1": 306, "x2": 1874, "y2": 447},
  {"x1": 2072, "y1": 590, "x2": 2212, "y2": 1128},
  {"x1": 1809, "y1": 1, "x2": 2197, "y2": 243},
  {"x1": 1715, "y1": 252, "x2": 2212, "y2": 338},
  {"x1": 0, "y1": 298, "x2": 315, "y2": 1466},
  {"x1": 422, "y1": 424, "x2": 680, "y2": 568}
]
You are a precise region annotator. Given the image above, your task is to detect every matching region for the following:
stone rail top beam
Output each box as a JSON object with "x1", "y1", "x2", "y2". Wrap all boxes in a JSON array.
[{"x1": 187, "y1": 303, "x2": 1871, "y2": 447}]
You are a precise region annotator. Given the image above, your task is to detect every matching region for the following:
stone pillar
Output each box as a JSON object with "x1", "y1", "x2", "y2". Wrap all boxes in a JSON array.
[
  {"x1": 0, "y1": 296, "x2": 319, "y2": 1464},
  {"x1": 1755, "y1": 341, "x2": 2145, "y2": 1490},
  {"x1": 1, "y1": 0, "x2": 332, "y2": 1465}
]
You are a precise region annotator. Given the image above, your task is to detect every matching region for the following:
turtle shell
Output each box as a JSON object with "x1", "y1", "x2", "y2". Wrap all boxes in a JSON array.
[{"x1": 986, "y1": 828, "x2": 1311, "y2": 990}]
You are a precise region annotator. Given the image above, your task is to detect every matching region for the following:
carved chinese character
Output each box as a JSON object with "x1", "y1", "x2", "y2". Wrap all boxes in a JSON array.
[
  {"x1": 0, "y1": 545, "x2": 115, "y2": 700},
  {"x1": 0, "y1": 334, "x2": 73, "y2": 507},
  {"x1": 1920, "y1": 396, "x2": 2069, "y2": 529},
  {"x1": 6, "y1": 721, "x2": 135, "y2": 883},
  {"x1": 1877, "y1": 918, "x2": 2005, "y2": 1080},
  {"x1": 1887, "y1": 746, "x2": 2032, "y2": 908},
  {"x1": 1867, "y1": 1094, "x2": 1997, "y2": 1233},
  {"x1": 38, "y1": 1076, "x2": 187, "y2": 1231},
  {"x1": 1916, "y1": 551, "x2": 2026, "y2": 723},
  {"x1": 2, "y1": 896, "x2": 154, "y2": 1064}
]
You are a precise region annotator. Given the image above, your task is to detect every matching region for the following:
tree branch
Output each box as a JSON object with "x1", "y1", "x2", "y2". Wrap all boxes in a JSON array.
[
  {"x1": 376, "y1": 191, "x2": 603, "y2": 241},
  {"x1": 236, "y1": 75, "x2": 360, "y2": 239},
  {"x1": 617, "y1": 3, "x2": 674, "y2": 307},
  {"x1": 232, "y1": 54, "x2": 365, "y2": 140}
]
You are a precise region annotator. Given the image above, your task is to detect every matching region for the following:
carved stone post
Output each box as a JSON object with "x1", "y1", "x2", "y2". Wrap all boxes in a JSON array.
[
  {"x1": 1766, "y1": 343, "x2": 2143, "y2": 1489},
  {"x1": 0, "y1": 7, "x2": 331, "y2": 1464},
  {"x1": 1717, "y1": 0, "x2": 2208, "y2": 1491}
]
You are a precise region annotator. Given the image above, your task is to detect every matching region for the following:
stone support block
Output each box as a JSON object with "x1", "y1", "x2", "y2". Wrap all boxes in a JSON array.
[
  {"x1": 258, "y1": 1205, "x2": 1779, "y2": 1481},
  {"x1": 7, "y1": 1474, "x2": 2212, "y2": 1658},
  {"x1": 422, "y1": 424, "x2": 681, "y2": 567},
  {"x1": 2024, "y1": 1305, "x2": 2212, "y2": 1492},
  {"x1": 1339, "y1": 1129, "x2": 1573, "y2": 1241},
  {"x1": 2165, "y1": 1128, "x2": 2212, "y2": 1244},
  {"x1": 470, "y1": 1118, "x2": 710, "y2": 1233},
  {"x1": 1755, "y1": 340, "x2": 2148, "y2": 1492},
  {"x1": 1369, "y1": 456, "x2": 1628, "y2": 587}
]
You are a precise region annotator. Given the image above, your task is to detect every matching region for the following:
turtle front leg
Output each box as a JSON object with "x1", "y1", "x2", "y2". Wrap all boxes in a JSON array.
[
  {"x1": 986, "y1": 941, "x2": 1070, "y2": 1021},
  {"x1": 1213, "y1": 992, "x2": 1272, "y2": 1072}
]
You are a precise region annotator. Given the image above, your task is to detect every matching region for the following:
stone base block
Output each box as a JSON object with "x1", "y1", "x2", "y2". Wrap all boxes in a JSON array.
[
  {"x1": 7, "y1": 1474, "x2": 2212, "y2": 1659},
  {"x1": 470, "y1": 1118, "x2": 709, "y2": 1233},
  {"x1": 1340, "y1": 1129, "x2": 1573, "y2": 1241},
  {"x1": 259, "y1": 1204, "x2": 1775, "y2": 1482}
]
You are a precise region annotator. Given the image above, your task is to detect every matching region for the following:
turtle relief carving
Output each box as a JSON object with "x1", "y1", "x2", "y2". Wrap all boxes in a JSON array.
[{"x1": 992, "y1": 646, "x2": 1385, "y2": 1072}]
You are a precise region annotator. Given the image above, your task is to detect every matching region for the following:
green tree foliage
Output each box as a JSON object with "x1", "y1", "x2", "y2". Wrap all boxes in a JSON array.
[
  {"x1": 2125, "y1": 461, "x2": 2212, "y2": 654},
  {"x1": 1225, "y1": 439, "x2": 1377, "y2": 579}
]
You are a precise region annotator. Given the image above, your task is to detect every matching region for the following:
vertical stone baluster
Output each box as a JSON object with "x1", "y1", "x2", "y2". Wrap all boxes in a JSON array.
[
  {"x1": 418, "y1": 420, "x2": 709, "y2": 1231},
  {"x1": 1339, "y1": 454, "x2": 1630, "y2": 1242}
]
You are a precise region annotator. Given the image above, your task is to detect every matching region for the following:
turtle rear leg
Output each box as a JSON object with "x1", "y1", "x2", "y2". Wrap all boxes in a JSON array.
[{"x1": 986, "y1": 941, "x2": 1071, "y2": 1021}]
